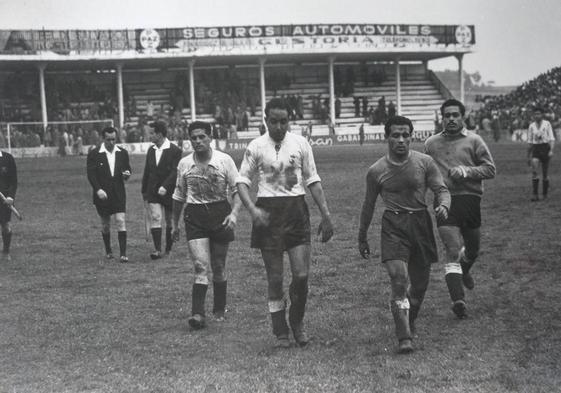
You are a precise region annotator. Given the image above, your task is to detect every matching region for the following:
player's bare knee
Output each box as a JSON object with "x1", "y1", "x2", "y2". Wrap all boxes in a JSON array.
[
  {"x1": 114, "y1": 214, "x2": 126, "y2": 232},
  {"x1": 390, "y1": 275, "x2": 408, "y2": 298},
  {"x1": 268, "y1": 278, "x2": 284, "y2": 299},
  {"x1": 1, "y1": 222, "x2": 11, "y2": 234}
]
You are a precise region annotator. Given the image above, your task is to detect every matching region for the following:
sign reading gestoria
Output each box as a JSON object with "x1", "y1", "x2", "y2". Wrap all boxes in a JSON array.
[{"x1": 0, "y1": 23, "x2": 475, "y2": 56}]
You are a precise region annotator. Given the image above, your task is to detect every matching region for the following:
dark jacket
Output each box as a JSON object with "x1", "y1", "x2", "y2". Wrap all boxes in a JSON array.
[
  {"x1": 141, "y1": 141, "x2": 182, "y2": 207},
  {"x1": 0, "y1": 151, "x2": 17, "y2": 198},
  {"x1": 86, "y1": 145, "x2": 131, "y2": 215}
]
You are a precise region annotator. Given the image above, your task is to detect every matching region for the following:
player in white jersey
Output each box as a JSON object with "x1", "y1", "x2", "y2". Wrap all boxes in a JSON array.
[
  {"x1": 237, "y1": 98, "x2": 334, "y2": 348},
  {"x1": 527, "y1": 107, "x2": 555, "y2": 201},
  {"x1": 171, "y1": 121, "x2": 242, "y2": 330}
]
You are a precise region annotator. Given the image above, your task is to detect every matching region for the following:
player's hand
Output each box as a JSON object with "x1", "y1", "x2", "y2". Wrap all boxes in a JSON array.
[
  {"x1": 359, "y1": 240, "x2": 370, "y2": 259},
  {"x1": 96, "y1": 189, "x2": 108, "y2": 200},
  {"x1": 222, "y1": 213, "x2": 237, "y2": 230},
  {"x1": 251, "y1": 207, "x2": 270, "y2": 227},
  {"x1": 448, "y1": 167, "x2": 464, "y2": 180},
  {"x1": 317, "y1": 214, "x2": 334, "y2": 242},
  {"x1": 157, "y1": 186, "x2": 167, "y2": 196},
  {"x1": 122, "y1": 170, "x2": 131, "y2": 180},
  {"x1": 172, "y1": 227, "x2": 180, "y2": 242},
  {"x1": 435, "y1": 205, "x2": 449, "y2": 222},
  {"x1": 4, "y1": 197, "x2": 14, "y2": 206},
  {"x1": 549, "y1": 151, "x2": 554, "y2": 157}
]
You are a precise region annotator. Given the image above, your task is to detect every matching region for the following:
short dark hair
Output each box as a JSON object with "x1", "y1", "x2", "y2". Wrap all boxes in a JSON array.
[
  {"x1": 101, "y1": 126, "x2": 118, "y2": 138},
  {"x1": 264, "y1": 98, "x2": 291, "y2": 118},
  {"x1": 150, "y1": 120, "x2": 168, "y2": 137},
  {"x1": 440, "y1": 99, "x2": 466, "y2": 117},
  {"x1": 533, "y1": 106, "x2": 545, "y2": 113},
  {"x1": 384, "y1": 116, "x2": 414, "y2": 137},
  {"x1": 188, "y1": 121, "x2": 212, "y2": 136}
]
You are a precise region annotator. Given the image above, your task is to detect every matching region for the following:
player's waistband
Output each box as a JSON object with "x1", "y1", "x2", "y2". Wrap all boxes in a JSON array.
[{"x1": 384, "y1": 209, "x2": 426, "y2": 215}]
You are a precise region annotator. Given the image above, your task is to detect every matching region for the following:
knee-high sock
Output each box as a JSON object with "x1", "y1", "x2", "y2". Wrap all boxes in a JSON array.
[
  {"x1": 543, "y1": 179, "x2": 550, "y2": 197},
  {"x1": 151, "y1": 228, "x2": 162, "y2": 252},
  {"x1": 101, "y1": 232, "x2": 111, "y2": 254},
  {"x1": 117, "y1": 231, "x2": 127, "y2": 257},
  {"x1": 165, "y1": 227, "x2": 173, "y2": 253},
  {"x1": 213, "y1": 280, "x2": 227, "y2": 313},
  {"x1": 289, "y1": 277, "x2": 308, "y2": 328},
  {"x1": 390, "y1": 299, "x2": 412, "y2": 341},
  {"x1": 445, "y1": 263, "x2": 464, "y2": 302},
  {"x1": 2, "y1": 230, "x2": 12, "y2": 253},
  {"x1": 269, "y1": 297, "x2": 289, "y2": 337},
  {"x1": 270, "y1": 310, "x2": 289, "y2": 337},
  {"x1": 532, "y1": 178, "x2": 540, "y2": 196},
  {"x1": 192, "y1": 283, "x2": 208, "y2": 316}
]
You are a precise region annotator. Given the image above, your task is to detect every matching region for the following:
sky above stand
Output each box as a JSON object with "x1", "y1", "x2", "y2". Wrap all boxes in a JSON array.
[{"x1": 1, "y1": 0, "x2": 559, "y2": 86}]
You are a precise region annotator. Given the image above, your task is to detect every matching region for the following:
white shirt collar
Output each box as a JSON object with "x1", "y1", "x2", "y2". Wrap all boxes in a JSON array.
[
  {"x1": 152, "y1": 138, "x2": 171, "y2": 151},
  {"x1": 99, "y1": 143, "x2": 120, "y2": 154}
]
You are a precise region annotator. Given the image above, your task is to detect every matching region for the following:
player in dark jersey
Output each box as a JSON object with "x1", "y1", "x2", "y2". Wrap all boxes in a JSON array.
[{"x1": 358, "y1": 116, "x2": 450, "y2": 354}]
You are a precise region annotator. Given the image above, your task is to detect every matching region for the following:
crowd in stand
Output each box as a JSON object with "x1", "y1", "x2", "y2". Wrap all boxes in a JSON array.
[{"x1": 474, "y1": 66, "x2": 561, "y2": 140}]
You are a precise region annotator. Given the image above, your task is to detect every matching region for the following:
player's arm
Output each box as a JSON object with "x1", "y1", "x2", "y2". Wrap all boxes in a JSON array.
[
  {"x1": 6, "y1": 154, "x2": 17, "y2": 199},
  {"x1": 451, "y1": 138, "x2": 496, "y2": 181},
  {"x1": 308, "y1": 181, "x2": 333, "y2": 242},
  {"x1": 426, "y1": 158, "x2": 450, "y2": 222},
  {"x1": 171, "y1": 163, "x2": 187, "y2": 240},
  {"x1": 222, "y1": 155, "x2": 243, "y2": 230},
  {"x1": 358, "y1": 170, "x2": 379, "y2": 259},
  {"x1": 236, "y1": 146, "x2": 269, "y2": 226},
  {"x1": 86, "y1": 149, "x2": 101, "y2": 190},
  {"x1": 547, "y1": 122, "x2": 555, "y2": 156},
  {"x1": 301, "y1": 139, "x2": 333, "y2": 242},
  {"x1": 141, "y1": 151, "x2": 150, "y2": 198}
]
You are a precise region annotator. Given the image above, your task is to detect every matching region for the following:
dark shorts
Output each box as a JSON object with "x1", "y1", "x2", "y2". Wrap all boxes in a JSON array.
[
  {"x1": 438, "y1": 194, "x2": 481, "y2": 229},
  {"x1": 184, "y1": 200, "x2": 234, "y2": 243},
  {"x1": 532, "y1": 143, "x2": 551, "y2": 164},
  {"x1": 381, "y1": 209, "x2": 438, "y2": 267},
  {"x1": 251, "y1": 196, "x2": 311, "y2": 251},
  {"x1": 0, "y1": 205, "x2": 11, "y2": 223}
]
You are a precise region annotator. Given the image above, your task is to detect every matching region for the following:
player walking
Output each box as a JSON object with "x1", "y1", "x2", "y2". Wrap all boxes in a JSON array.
[
  {"x1": 425, "y1": 99, "x2": 496, "y2": 319},
  {"x1": 358, "y1": 116, "x2": 450, "y2": 353}
]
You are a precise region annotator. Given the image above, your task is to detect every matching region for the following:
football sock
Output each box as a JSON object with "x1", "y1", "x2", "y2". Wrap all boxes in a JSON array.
[
  {"x1": 117, "y1": 231, "x2": 127, "y2": 257},
  {"x1": 151, "y1": 228, "x2": 162, "y2": 252},
  {"x1": 543, "y1": 179, "x2": 549, "y2": 197},
  {"x1": 213, "y1": 280, "x2": 227, "y2": 314},
  {"x1": 2, "y1": 230, "x2": 12, "y2": 253},
  {"x1": 390, "y1": 299, "x2": 412, "y2": 341},
  {"x1": 445, "y1": 263, "x2": 464, "y2": 302},
  {"x1": 165, "y1": 227, "x2": 173, "y2": 253},
  {"x1": 289, "y1": 276, "x2": 308, "y2": 327},
  {"x1": 270, "y1": 309, "x2": 289, "y2": 337},
  {"x1": 101, "y1": 232, "x2": 111, "y2": 254},
  {"x1": 532, "y1": 178, "x2": 539, "y2": 197},
  {"x1": 192, "y1": 283, "x2": 208, "y2": 316}
]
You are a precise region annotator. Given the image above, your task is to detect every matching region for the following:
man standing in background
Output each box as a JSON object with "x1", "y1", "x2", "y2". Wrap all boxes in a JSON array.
[
  {"x1": 87, "y1": 126, "x2": 131, "y2": 263},
  {"x1": 142, "y1": 120, "x2": 182, "y2": 260}
]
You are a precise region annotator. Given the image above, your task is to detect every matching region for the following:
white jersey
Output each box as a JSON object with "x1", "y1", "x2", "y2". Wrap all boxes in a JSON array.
[
  {"x1": 237, "y1": 132, "x2": 321, "y2": 197},
  {"x1": 173, "y1": 149, "x2": 239, "y2": 205},
  {"x1": 528, "y1": 120, "x2": 555, "y2": 145}
]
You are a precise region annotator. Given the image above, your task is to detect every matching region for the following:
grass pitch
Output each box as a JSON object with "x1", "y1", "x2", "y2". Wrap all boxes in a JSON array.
[{"x1": 0, "y1": 142, "x2": 560, "y2": 393}]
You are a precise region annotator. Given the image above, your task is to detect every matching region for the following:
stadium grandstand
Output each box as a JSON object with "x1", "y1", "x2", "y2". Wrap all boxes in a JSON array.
[
  {"x1": 473, "y1": 66, "x2": 561, "y2": 141},
  {"x1": 0, "y1": 23, "x2": 475, "y2": 156}
]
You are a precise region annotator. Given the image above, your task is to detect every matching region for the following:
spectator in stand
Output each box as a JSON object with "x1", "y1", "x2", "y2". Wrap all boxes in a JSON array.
[
  {"x1": 354, "y1": 96, "x2": 361, "y2": 118},
  {"x1": 335, "y1": 97, "x2": 342, "y2": 119},
  {"x1": 378, "y1": 96, "x2": 387, "y2": 124},
  {"x1": 146, "y1": 100, "x2": 155, "y2": 120},
  {"x1": 362, "y1": 96, "x2": 369, "y2": 118},
  {"x1": 296, "y1": 95, "x2": 304, "y2": 120},
  {"x1": 388, "y1": 101, "x2": 396, "y2": 119}
]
